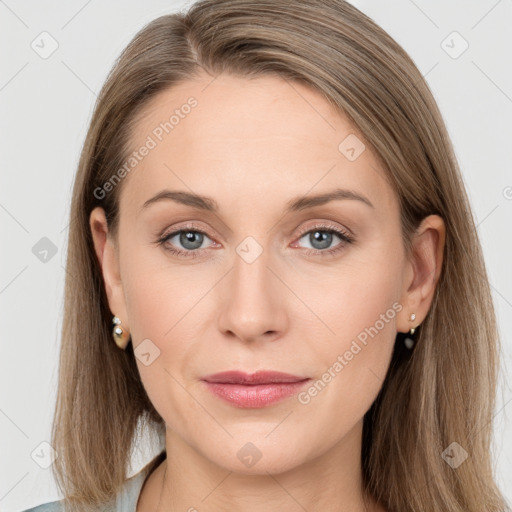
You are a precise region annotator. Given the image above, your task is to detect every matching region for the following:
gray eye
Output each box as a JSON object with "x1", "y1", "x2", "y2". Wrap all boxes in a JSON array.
[
  {"x1": 171, "y1": 231, "x2": 207, "y2": 250},
  {"x1": 299, "y1": 230, "x2": 341, "y2": 250}
]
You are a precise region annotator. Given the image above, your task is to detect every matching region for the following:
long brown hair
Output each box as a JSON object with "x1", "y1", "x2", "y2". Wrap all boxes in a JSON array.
[{"x1": 52, "y1": 1, "x2": 509, "y2": 510}]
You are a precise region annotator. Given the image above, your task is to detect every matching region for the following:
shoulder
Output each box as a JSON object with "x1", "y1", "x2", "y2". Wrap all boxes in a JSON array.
[
  {"x1": 23, "y1": 451, "x2": 166, "y2": 512},
  {"x1": 22, "y1": 472, "x2": 150, "y2": 511},
  {"x1": 22, "y1": 501, "x2": 64, "y2": 512},
  {"x1": 21, "y1": 498, "x2": 110, "y2": 511}
]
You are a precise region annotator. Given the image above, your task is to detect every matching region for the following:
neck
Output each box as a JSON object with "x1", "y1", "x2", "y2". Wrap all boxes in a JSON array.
[{"x1": 137, "y1": 418, "x2": 384, "y2": 512}]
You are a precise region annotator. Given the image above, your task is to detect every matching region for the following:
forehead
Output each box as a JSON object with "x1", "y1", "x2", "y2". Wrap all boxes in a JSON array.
[{"x1": 120, "y1": 72, "x2": 395, "y2": 217}]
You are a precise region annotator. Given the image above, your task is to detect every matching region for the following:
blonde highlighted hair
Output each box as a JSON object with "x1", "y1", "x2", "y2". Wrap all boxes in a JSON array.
[{"x1": 52, "y1": 1, "x2": 509, "y2": 510}]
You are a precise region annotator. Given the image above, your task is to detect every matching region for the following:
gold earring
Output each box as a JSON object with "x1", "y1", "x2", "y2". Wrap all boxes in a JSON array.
[
  {"x1": 404, "y1": 313, "x2": 418, "y2": 350},
  {"x1": 410, "y1": 313, "x2": 416, "y2": 335},
  {"x1": 112, "y1": 316, "x2": 130, "y2": 350}
]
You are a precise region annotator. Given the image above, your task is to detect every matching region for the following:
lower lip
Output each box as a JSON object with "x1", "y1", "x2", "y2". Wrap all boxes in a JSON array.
[{"x1": 202, "y1": 380, "x2": 311, "y2": 408}]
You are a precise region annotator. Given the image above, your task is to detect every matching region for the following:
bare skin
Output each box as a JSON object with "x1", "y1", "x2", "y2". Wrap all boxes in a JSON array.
[{"x1": 90, "y1": 71, "x2": 445, "y2": 512}]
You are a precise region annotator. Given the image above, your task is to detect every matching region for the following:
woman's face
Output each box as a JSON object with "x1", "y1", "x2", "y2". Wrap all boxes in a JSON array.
[{"x1": 93, "y1": 72, "x2": 418, "y2": 474}]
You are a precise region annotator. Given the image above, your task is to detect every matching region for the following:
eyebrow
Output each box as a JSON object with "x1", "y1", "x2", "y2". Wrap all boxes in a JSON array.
[{"x1": 140, "y1": 187, "x2": 375, "y2": 213}]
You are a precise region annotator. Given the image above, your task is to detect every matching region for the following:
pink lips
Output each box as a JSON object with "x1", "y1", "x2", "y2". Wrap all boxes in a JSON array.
[{"x1": 201, "y1": 370, "x2": 311, "y2": 408}]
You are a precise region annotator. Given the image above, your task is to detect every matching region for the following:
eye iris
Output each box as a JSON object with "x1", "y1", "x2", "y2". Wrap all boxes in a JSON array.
[
  {"x1": 180, "y1": 231, "x2": 203, "y2": 250},
  {"x1": 310, "y1": 230, "x2": 332, "y2": 250}
]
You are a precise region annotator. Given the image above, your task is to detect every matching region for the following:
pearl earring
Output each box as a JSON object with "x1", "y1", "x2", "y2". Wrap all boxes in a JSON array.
[
  {"x1": 112, "y1": 316, "x2": 130, "y2": 350},
  {"x1": 404, "y1": 313, "x2": 418, "y2": 350}
]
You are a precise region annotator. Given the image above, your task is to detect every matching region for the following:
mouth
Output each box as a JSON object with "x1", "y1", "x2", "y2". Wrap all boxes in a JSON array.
[{"x1": 201, "y1": 370, "x2": 311, "y2": 408}]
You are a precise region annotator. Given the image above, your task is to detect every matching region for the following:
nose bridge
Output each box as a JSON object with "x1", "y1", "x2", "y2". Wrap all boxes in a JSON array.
[
  {"x1": 232, "y1": 244, "x2": 271, "y2": 299},
  {"x1": 217, "y1": 239, "x2": 287, "y2": 341},
  {"x1": 231, "y1": 241, "x2": 276, "y2": 313}
]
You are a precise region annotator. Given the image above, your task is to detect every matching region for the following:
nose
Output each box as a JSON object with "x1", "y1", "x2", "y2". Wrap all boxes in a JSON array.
[{"x1": 217, "y1": 246, "x2": 289, "y2": 344}]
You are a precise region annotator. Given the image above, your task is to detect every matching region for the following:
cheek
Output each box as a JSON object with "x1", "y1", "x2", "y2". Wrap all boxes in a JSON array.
[
  {"x1": 300, "y1": 249, "x2": 398, "y2": 350},
  {"x1": 294, "y1": 257, "x2": 402, "y2": 432},
  {"x1": 120, "y1": 242, "x2": 202, "y2": 340},
  {"x1": 119, "y1": 250, "x2": 211, "y2": 398},
  {"x1": 331, "y1": 267, "x2": 400, "y2": 347},
  {"x1": 296, "y1": 245, "x2": 402, "y2": 343},
  {"x1": 121, "y1": 268, "x2": 198, "y2": 424}
]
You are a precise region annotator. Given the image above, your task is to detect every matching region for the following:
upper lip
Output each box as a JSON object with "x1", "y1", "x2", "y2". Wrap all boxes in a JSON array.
[{"x1": 201, "y1": 370, "x2": 310, "y2": 385}]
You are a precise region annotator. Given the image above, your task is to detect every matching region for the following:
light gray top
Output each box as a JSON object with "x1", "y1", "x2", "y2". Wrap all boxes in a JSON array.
[{"x1": 22, "y1": 452, "x2": 165, "y2": 512}]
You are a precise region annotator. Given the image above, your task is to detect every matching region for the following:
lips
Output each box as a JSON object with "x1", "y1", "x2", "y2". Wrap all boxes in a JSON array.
[
  {"x1": 201, "y1": 370, "x2": 309, "y2": 385},
  {"x1": 201, "y1": 370, "x2": 311, "y2": 408}
]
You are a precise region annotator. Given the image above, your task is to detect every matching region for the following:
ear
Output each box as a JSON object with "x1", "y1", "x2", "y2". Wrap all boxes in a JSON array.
[
  {"x1": 396, "y1": 214, "x2": 446, "y2": 333},
  {"x1": 89, "y1": 206, "x2": 129, "y2": 330}
]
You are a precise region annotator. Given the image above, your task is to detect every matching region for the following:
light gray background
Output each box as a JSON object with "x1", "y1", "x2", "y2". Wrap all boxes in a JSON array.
[{"x1": 1, "y1": 1, "x2": 511, "y2": 510}]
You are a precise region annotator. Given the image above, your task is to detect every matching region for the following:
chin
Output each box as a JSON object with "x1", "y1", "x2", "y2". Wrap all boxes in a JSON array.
[{"x1": 200, "y1": 438, "x2": 310, "y2": 476}]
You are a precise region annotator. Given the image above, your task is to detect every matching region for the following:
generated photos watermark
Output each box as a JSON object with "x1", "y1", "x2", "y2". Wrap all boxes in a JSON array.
[
  {"x1": 297, "y1": 301, "x2": 403, "y2": 405},
  {"x1": 93, "y1": 96, "x2": 198, "y2": 200}
]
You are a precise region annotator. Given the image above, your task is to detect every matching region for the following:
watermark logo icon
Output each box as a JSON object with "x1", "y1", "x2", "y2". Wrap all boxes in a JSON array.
[
  {"x1": 31, "y1": 441, "x2": 58, "y2": 469},
  {"x1": 134, "y1": 338, "x2": 161, "y2": 366},
  {"x1": 441, "y1": 441, "x2": 468, "y2": 468},
  {"x1": 338, "y1": 134, "x2": 365, "y2": 161},
  {"x1": 441, "y1": 31, "x2": 469, "y2": 59},
  {"x1": 32, "y1": 237, "x2": 58, "y2": 263},
  {"x1": 236, "y1": 236, "x2": 263, "y2": 264},
  {"x1": 237, "y1": 442, "x2": 263, "y2": 468},
  {"x1": 31, "y1": 31, "x2": 59, "y2": 59}
]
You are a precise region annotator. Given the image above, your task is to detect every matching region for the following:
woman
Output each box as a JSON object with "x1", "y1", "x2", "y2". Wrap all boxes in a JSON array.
[{"x1": 24, "y1": 0, "x2": 509, "y2": 511}]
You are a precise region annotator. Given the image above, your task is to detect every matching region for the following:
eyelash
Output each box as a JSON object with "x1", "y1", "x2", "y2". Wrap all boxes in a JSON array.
[{"x1": 156, "y1": 222, "x2": 355, "y2": 259}]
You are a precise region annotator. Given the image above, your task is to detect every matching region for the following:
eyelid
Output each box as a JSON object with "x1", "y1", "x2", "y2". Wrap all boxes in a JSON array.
[
  {"x1": 159, "y1": 220, "x2": 352, "y2": 241},
  {"x1": 294, "y1": 221, "x2": 354, "y2": 240},
  {"x1": 157, "y1": 219, "x2": 355, "y2": 257},
  {"x1": 159, "y1": 222, "x2": 216, "y2": 242}
]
